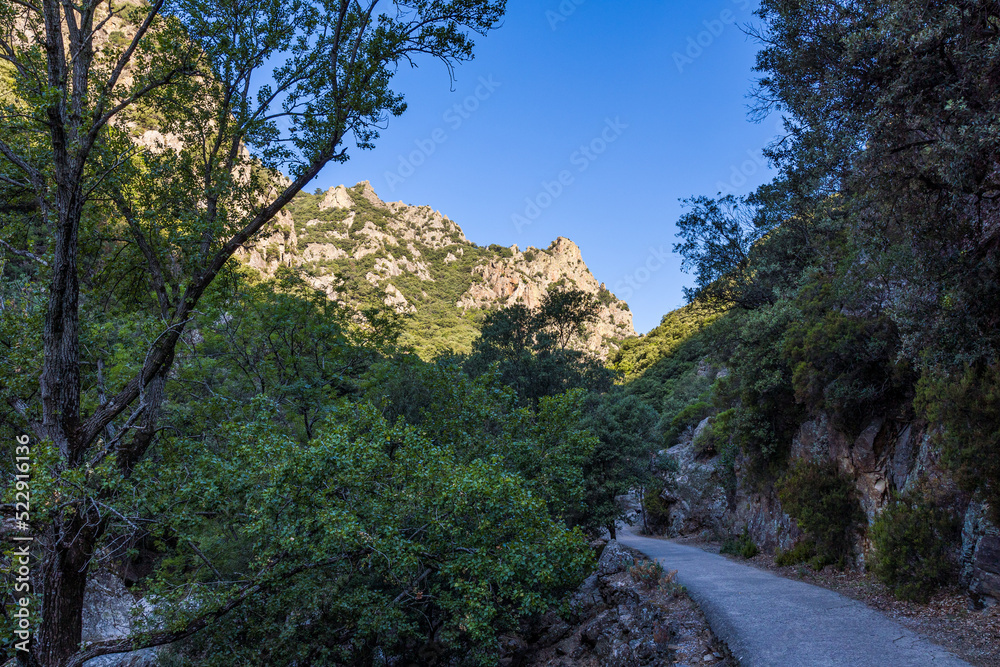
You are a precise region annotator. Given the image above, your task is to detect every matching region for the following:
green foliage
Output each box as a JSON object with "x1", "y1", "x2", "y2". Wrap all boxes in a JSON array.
[
  {"x1": 774, "y1": 540, "x2": 818, "y2": 568},
  {"x1": 782, "y1": 271, "x2": 914, "y2": 435},
  {"x1": 465, "y1": 289, "x2": 613, "y2": 405},
  {"x1": 108, "y1": 30, "x2": 130, "y2": 48},
  {"x1": 613, "y1": 302, "x2": 720, "y2": 385},
  {"x1": 754, "y1": 0, "x2": 1000, "y2": 369},
  {"x1": 869, "y1": 493, "x2": 960, "y2": 603},
  {"x1": 776, "y1": 461, "x2": 861, "y2": 569},
  {"x1": 675, "y1": 195, "x2": 779, "y2": 309},
  {"x1": 360, "y1": 357, "x2": 600, "y2": 526},
  {"x1": 167, "y1": 268, "x2": 402, "y2": 442},
  {"x1": 660, "y1": 389, "x2": 712, "y2": 447},
  {"x1": 916, "y1": 363, "x2": 1000, "y2": 523},
  {"x1": 717, "y1": 303, "x2": 804, "y2": 474},
  {"x1": 650, "y1": 452, "x2": 679, "y2": 473},
  {"x1": 642, "y1": 484, "x2": 672, "y2": 530},
  {"x1": 720, "y1": 529, "x2": 759, "y2": 559},
  {"x1": 487, "y1": 243, "x2": 513, "y2": 258},
  {"x1": 691, "y1": 409, "x2": 734, "y2": 459},
  {"x1": 150, "y1": 402, "x2": 592, "y2": 665},
  {"x1": 578, "y1": 392, "x2": 659, "y2": 536}
]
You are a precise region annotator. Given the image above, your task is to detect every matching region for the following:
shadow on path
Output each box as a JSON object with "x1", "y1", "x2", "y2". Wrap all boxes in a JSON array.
[{"x1": 618, "y1": 528, "x2": 971, "y2": 667}]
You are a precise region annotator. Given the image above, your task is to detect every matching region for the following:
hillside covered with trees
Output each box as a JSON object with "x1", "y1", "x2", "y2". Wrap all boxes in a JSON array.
[
  {"x1": 1, "y1": 0, "x2": 1000, "y2": 665},
  {"x1": 623, "y1": 0, "x2": 1000, "y2": 612},
  {"x1": 0, "y1": 1, "x2": 657, "y2": 665}
]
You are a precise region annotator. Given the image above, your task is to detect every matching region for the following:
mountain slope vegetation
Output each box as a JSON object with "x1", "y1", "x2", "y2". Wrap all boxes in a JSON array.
[
  {"x1": 624, "y1": 0, "x2": 1000, "y2": 609},
  {"x1": 245, "y1": 181, "x2": 634, "y2": 359}
]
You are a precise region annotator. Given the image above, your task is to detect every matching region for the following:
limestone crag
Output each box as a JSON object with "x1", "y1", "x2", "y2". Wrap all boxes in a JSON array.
[
  {"x1": 244, "y1": 181, "x2": 635, "y2": 357},
  {"x1": 457, "y1": 237, "x2": 635, "y2": 354}
]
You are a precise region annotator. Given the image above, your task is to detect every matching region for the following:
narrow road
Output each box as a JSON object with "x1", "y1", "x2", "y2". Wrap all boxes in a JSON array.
[{"x1": 618, "y1": 529, "x2": 972, "y2": 666}]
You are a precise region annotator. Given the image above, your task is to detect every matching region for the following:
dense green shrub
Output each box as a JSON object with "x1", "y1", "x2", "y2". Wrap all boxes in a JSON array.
[
  {"x1": 869, "y1": 494, "x2": 959, "y2": 603},
  {"x1": 691, "y1": 409, "x2": 734, "y2": 458},
  {"x1": 717, "y1": 303, "x2": 805, "y2": 476},
  {"x1": 720, "y1": 529, "x2": 759, "y2": 559},
  {"x1": 776, "y1": 461, "x2": 861, "y2": 568},
  {"x1": 612, "y1": 303, "x2": 720, "y2": 383},
  {"x1": 916, "y1": 363, "x2": 1000, "y2": 523},
  {"x1": 651, "y1": 452, "x2": 679, "y2": 473},
  {"x1": 782, "y1": 276, "x2": 914, "y2": 436},
  {"x1": 662, "y1": 396, "x2": 712, "y2": 447},
  {"x1": 773, "y1": 540, "x2": 829, "y2": 570},
  {"x1": 643, "y1": 484, "x2": 673, "y2": 529}
]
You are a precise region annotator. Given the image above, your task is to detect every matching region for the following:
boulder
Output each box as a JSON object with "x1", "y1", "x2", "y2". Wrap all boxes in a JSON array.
[{"x1": 81, "y1": 572, "x2": 158, "y2": 667}]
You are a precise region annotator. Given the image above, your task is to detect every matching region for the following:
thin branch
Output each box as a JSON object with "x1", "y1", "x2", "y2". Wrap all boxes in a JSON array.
[{"x1": 0, "y1": 238, "x2": 48, "y2": 266}]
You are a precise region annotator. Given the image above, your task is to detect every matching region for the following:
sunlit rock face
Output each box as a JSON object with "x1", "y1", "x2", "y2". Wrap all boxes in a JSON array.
[{"x1": 244, "y1": 181, "x2": 635, "y2": 357}]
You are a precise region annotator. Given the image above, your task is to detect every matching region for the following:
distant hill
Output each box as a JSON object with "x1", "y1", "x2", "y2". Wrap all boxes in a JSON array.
[{"x1": 242, "y1": 181, "x2": 635, "y2": 358}]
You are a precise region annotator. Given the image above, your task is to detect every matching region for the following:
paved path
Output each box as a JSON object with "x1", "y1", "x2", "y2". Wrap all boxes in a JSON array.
[{"x1": 618, "y1": 529, "x2": 971, "y2": 666}]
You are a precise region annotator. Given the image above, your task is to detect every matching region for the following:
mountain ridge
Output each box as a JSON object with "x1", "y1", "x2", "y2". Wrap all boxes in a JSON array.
[{"x1": 241, "y1": 181, "x2": 636, "y2": 358}]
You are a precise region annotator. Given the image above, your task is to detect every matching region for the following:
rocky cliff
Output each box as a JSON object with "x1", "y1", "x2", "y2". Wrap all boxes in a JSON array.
[
  {"x1": 644, "y1": 361, "x2": 1000, "y2": 607},
  {"x1": 242, "y1": 181, "x2": 636, "y2": 358}
]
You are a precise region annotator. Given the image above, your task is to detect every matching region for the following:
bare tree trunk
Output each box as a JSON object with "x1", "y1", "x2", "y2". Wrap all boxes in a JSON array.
[{"x1": 36, "y1": 514, "x2": 102, "y2": 667}]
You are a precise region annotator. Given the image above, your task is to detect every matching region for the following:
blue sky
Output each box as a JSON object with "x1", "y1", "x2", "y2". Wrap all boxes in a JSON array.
[{"x1": 311, "y1": 0, "x2": 780, "y2": 334}]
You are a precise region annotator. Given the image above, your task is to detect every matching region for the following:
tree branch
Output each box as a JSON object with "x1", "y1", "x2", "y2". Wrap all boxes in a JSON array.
[{"x1": 0, "y1": 238, "x2": 48, "y2": 266}]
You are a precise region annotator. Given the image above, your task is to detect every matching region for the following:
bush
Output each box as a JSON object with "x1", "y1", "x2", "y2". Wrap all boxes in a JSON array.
[
  {"x1": 651, "y1": 452, "x2": 679, "y2": 473},
  {"x1": 629, "y1": 558, "x2": 665, "y2": 588},
  {"x1": 774, "y1": 540, "x2": 828, "y2": 570},
  {"x1": 691, "y1": 408, "x2": 734, "y2": 458},
  {"x1": 629, "y1": 559, "x2": 684, "y2": 595},
  {"x1": 643, "y1": 484, "x2": 673, "y2": 529},
  {"x1": 663, "y1": 399, "x2": 712, "y2": 447},
  {"x1": 916, "y1": 363, "x2": 1000, "y2": 524},
  {"x1": 776, "y1": 461, "x2": 861, "y2": 568},
  {"x1": 720, "y1": 529, "x2": 759, "y2": 559},
  {"x1": 869, "y1": 494, "x2": 959, "y2": 603}
]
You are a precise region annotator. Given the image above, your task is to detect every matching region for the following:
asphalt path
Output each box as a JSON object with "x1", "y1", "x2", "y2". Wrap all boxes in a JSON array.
[{"x1": 618, "y1": 529, "x2": 972, "y2": 666}]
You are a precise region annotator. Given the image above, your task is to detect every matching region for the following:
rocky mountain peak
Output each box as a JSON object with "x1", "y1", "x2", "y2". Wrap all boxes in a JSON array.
[{"x1": 243, "y1": 182, "x2": 635, "y2": 358}]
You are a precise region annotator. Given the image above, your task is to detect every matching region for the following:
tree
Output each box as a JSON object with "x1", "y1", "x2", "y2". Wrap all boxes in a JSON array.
[
  {"x1": 0, "y1": 0, "x2": 505, "y2": 663},
  {"x1": 465, "y1": 288, "x2": 613, "y2": 404},
  {"x1": 177, "y1": 268, "x2": 402, "y2": 442},
  {"x1": 534, "y1": 287, "x2": 601, "y2": 350},
  {"x1": 750, "y1": 0, "x2": 1000, "y2": 365},
  {"x1": 133, "y1": 401, "x2": 592, "y2": 665},
  {"x1": 578, "y1": 392, "x2": 658, "y2": 539}
]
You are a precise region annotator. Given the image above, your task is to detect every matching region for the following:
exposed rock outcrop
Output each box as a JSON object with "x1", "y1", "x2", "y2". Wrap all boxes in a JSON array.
[
  {"x1": 508, "y1": 541, "x2": 732, "y2": 667},
  {"x1": 456, "y1": 237, "x2": 635, "y2": 355},
  {"x1": 81, "y1": 572, "x2": 158, "y2": 667},
  {"x1": 962, "y1": 500, "x2": 1000, "y2": 606},
  {"x1": 646, "y1": 358, "x2": 1000, "y2": 603},
  {"x1": 243, "y1": 181, "x2": 635, "y2": 356}
]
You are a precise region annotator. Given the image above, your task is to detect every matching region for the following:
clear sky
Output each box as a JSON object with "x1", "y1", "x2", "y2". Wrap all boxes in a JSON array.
[{"x1": 310, "y1": 0, "x2": 780, "y2": 334}]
